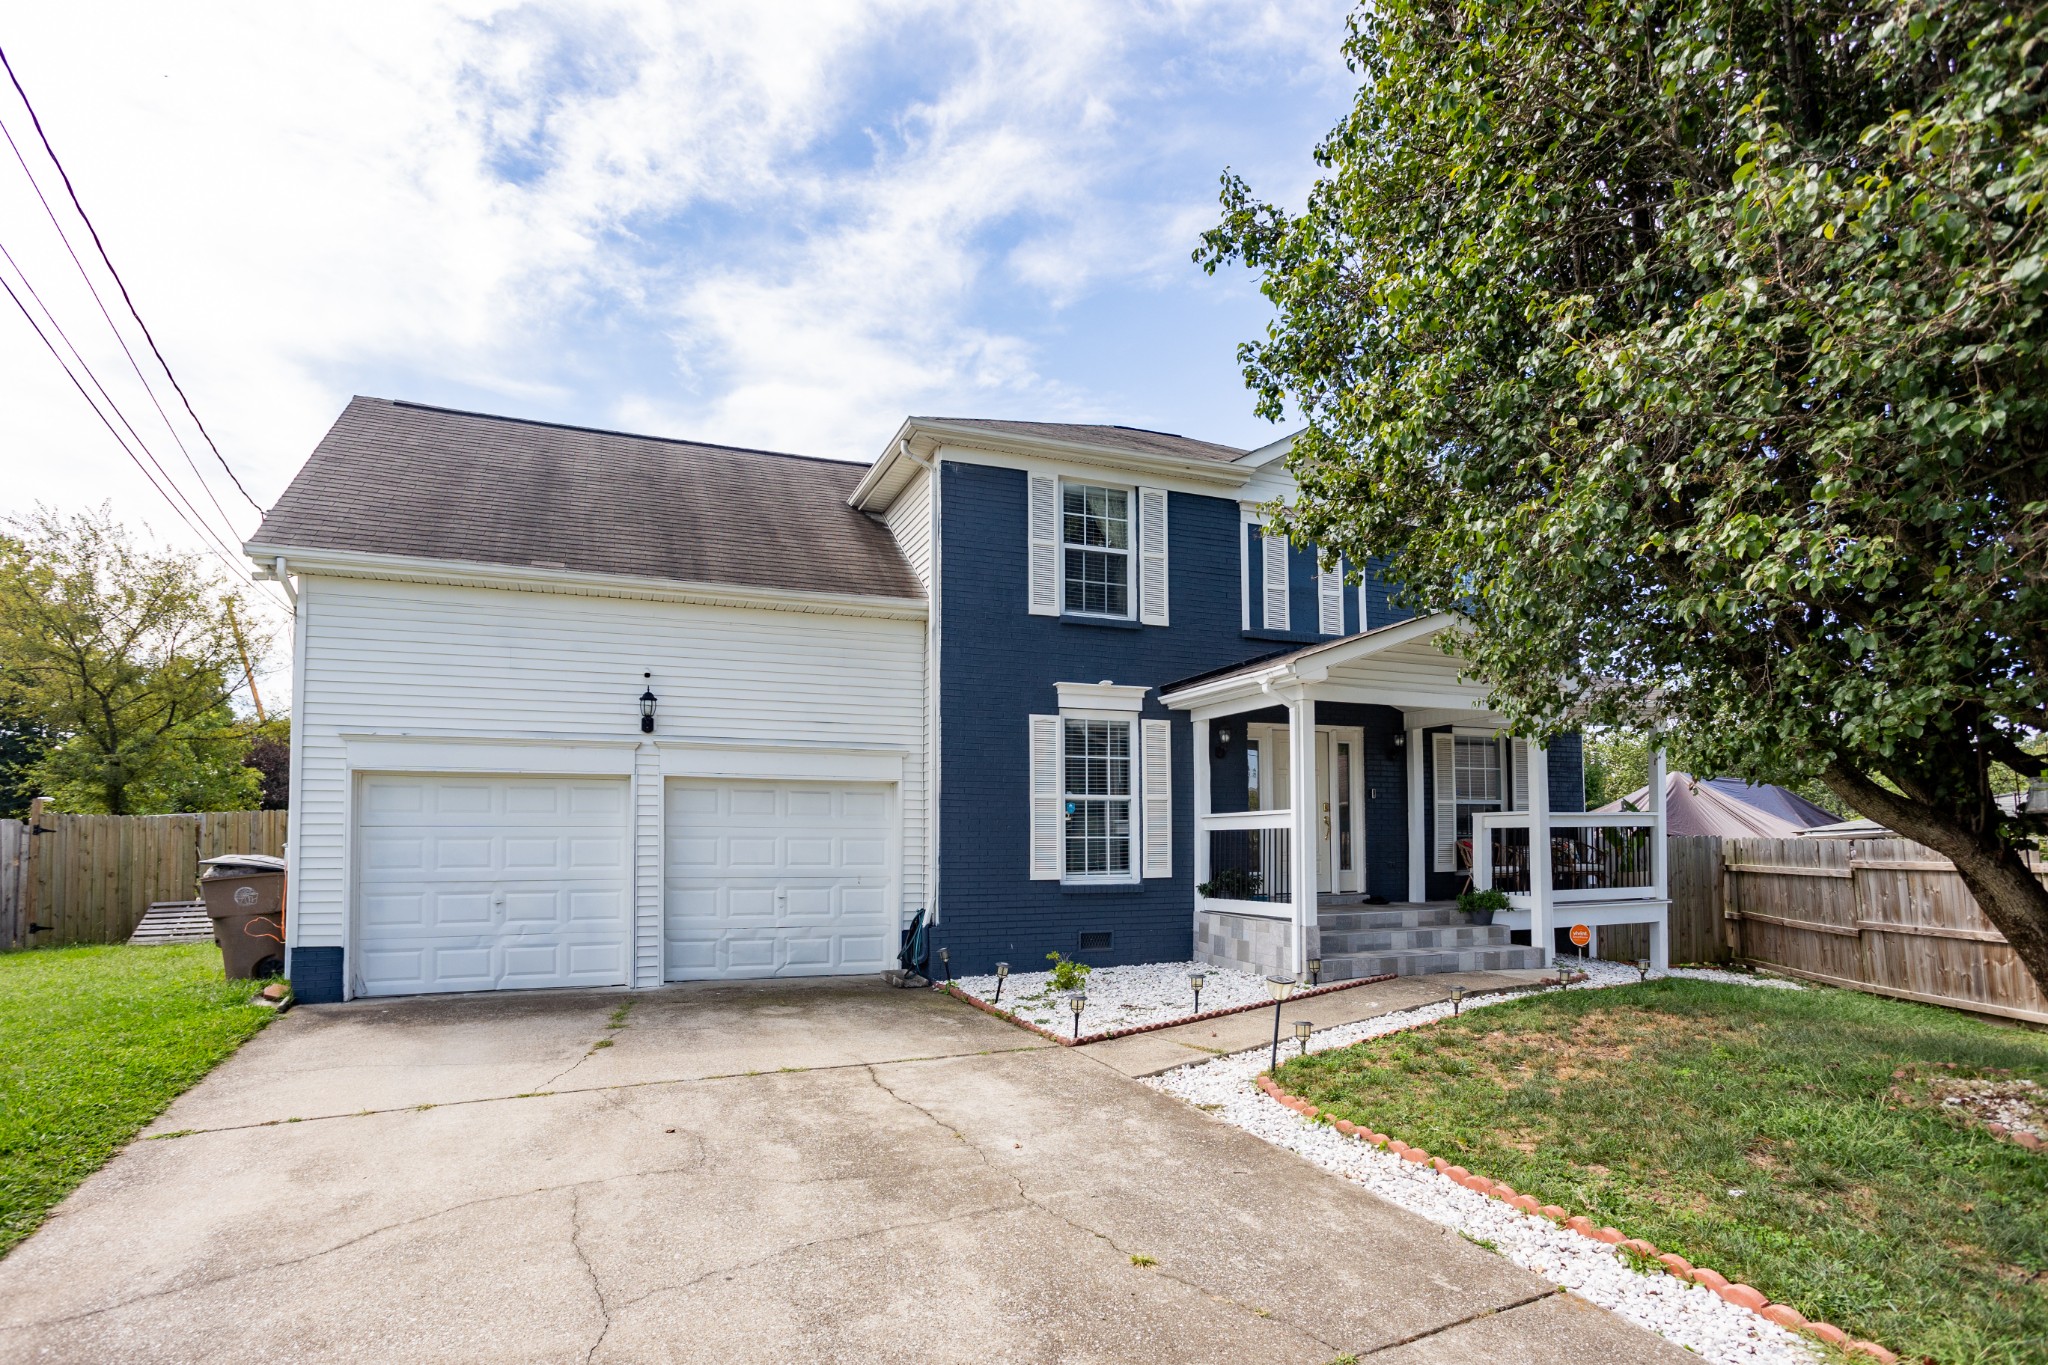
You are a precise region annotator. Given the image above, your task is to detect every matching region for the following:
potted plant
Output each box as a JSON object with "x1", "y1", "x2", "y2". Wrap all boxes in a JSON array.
[{"x1": 1458, "y1": 887, "x2": 1508, "y2": 926}]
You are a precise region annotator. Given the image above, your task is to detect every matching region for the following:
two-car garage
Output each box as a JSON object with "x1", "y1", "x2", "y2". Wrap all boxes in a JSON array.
[{"x1": 351, "y1": 771, "x2": 897, "y2": 998}]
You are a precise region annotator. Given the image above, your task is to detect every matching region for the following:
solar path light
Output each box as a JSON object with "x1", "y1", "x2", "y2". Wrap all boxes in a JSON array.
[
  {"x1": 1636, "y1": 958, "x2": 1651, "y2": 982},
  {"x1": 1188, "y1": 968, "x2": 1206, "y2": 1014},
  {"x1": 1068, "y1": 991, "x2": 1087, "y2": 1041},
  {"x1": 1265, "y1": 974, "x2": 1297, "y2": 1071},
  {"x1": 1307, "y1": 957, "x2": 1322, "y2": 987},
  {"x1": 993, "y1": 962, "x2": 1009, "y2": 1004},
  {"x1": 1293, "y1": 1018, "x2": 1312, "y2": 1058},
  {"x1": 1449, "y1": 983, "x2": 1465, "y2": 1016}
]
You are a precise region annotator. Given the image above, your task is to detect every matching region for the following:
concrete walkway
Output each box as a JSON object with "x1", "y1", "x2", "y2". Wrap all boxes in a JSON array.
[
  {"x1": 0, "y1": 977, "x2": 1686, "y2": 1363},
  {"x1": 1084, "y1": 968, "x2": 1553, "y2": 1078}
]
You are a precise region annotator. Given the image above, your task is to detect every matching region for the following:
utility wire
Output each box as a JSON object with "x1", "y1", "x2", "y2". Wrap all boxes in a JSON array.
[
  {"x1": 0, "y1": 267, "x2": 291, "y2": 611},
  {"x1": 0, "y1": 43, "x2": 265, "y2": 515},
  {"x1": 0, "y1": 120, "x2": 247, "y2": 541},
  {"x1": 0, "y1": 238, "x2": 246, "y2": 570}
]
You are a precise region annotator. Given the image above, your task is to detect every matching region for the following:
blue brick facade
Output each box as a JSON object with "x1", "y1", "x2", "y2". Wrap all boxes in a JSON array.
[
  {"x1": 935, "y1": 461, "x2": 1248, "y2": 974},
  {"x1": 931, "y1": 459, "x2": 1576, "y2": 976},
  {"x1": 289, "y1": 946, "x2": 344, "y2": 1004}
]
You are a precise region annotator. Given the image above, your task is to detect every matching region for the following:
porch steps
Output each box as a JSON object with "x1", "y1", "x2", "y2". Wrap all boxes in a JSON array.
[{"x1": 1314, "y1": 902, "x2": 1545, "y2": 979}]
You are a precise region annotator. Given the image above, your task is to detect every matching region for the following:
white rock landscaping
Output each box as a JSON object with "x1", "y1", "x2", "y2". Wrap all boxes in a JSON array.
[
  {"x1": 1144, "y1": 966, "x2": 1838, "y2": 1365},
  {"x1": 951, "y1": 959, "x2": 1285, "y2": 1036}
]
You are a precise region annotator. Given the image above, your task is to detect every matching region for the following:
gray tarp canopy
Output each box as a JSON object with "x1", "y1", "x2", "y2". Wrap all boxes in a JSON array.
[{"x1": 1596, "y1": 773, "x2": 1835, "y2": 839}]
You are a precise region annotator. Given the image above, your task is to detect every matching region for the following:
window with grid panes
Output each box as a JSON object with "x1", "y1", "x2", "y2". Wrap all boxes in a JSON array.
[
  {"x1": 1061, "y1": 484, "x2": 1130, "y2": 616},
  {"x1": 1063, "y1": 719, "x2": 1132, "y2": 877}
]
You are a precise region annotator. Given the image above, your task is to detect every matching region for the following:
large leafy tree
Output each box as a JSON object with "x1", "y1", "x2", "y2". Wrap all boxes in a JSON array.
[
  {"x1": 1199, "y1": 2, "x2": 2048, "y2": 980},
  {"x1": 0, "y1": 508, "x2": 266, "y2": 815}
]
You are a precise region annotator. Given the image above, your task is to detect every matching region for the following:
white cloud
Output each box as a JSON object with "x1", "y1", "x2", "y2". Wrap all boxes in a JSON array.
[{"x1": 0, "y1": 0, "x2": 1355, "y2": 596}]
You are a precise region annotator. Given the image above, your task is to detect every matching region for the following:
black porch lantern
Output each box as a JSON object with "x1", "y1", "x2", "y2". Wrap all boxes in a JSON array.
[{"x1": 639, "y1": 673, "x2": 658, "y2": 734}]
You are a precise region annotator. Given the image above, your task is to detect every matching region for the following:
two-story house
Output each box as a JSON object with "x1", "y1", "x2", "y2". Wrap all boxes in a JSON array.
[{"x1": 251, "y1": 399, "x2": 1670, "y2": 1004}]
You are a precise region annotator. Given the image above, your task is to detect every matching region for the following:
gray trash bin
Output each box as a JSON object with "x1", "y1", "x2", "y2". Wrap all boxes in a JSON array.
[{"x1": 199, "y1": 854, "x2": 287, "y2": 980}]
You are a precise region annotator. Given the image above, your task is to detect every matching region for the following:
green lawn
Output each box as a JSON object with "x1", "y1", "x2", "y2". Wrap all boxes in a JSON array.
[
  {"x1": 0, "y1": 944, "x2": 273, "y2": 1258},
  {"x1": 1275, "y1": 979, "x2": 2048, "y2": 1364}
]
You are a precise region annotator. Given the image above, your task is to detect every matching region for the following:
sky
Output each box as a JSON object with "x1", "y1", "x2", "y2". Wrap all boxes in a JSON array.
[{"x1": 0, "y1": 1, "x2": 1359, "y2": 640}]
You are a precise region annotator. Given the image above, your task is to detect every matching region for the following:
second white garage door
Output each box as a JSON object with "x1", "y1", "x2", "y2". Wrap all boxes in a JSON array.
[{"x1": 664, "y1": 778, "x2": 895, "y2": 980}]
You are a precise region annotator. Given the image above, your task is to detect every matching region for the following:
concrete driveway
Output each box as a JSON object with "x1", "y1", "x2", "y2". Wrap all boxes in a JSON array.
[{"x1": 0, "y1": 979, "x2": 1687, "y2": 1363}]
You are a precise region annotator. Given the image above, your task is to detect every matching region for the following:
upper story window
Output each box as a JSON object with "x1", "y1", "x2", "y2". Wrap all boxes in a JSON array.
[{"x1": 1062, "y1": 484, "x2": 1130, "y2": 617}]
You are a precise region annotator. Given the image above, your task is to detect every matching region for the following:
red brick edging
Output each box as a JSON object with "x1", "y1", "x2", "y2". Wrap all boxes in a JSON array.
[
  {"x1": 942, "y1": 974, "x2": 1398, "y2": 1047},
  {"x1": 1255, "y1": 1071, "x2": 1902, "y2": 1364}
]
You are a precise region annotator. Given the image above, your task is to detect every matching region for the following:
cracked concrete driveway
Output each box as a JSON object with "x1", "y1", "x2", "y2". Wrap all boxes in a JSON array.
[{"x1": 0, "y1": 979, "x2": 1688, "y2": 1363}]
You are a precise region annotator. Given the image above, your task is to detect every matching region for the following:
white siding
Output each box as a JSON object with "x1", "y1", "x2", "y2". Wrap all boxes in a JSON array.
[
  {"x1": 291, "y1": 576, "x2": 926, "y2": 967},
  {"x1": 882, "y1": 466, "x2": 934, "y2": 591}
]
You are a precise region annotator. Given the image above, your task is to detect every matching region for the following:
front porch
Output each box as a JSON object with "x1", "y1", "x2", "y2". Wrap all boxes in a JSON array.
[{"x1": 1161, "y1": 615, "x2": 1671, "y2": 980}]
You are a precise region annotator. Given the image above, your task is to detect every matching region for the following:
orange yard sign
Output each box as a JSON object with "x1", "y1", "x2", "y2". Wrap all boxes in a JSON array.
[{"x1": 1568, "y1": 923, "x2": 1591, "y2": 948}]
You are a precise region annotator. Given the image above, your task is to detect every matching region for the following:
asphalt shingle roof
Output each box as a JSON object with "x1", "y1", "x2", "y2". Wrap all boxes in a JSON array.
[
  {"x1": 914, "y1": 417, "x2": 1249, "y2": 464},
  {"x1": 249, "y1": 398, "x2": 924, "y2": 599}
]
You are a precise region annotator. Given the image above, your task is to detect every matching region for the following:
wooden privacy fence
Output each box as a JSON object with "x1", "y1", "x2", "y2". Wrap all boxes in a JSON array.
[
  {"x1": 2, "y1": 800, "x2": 287, "y2": 950},
  {"x1": 1597, "y1": 835, "x2": 1732, "y2": 967},
  {"x1": 1719, "y1": 835, "x2": 2048, "y2": 1025}
]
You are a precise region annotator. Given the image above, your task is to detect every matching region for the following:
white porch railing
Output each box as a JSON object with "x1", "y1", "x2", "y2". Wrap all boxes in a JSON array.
[
  {"x1": 1471, "y1": 807, "x2": 1671, "y2": 967},
  {"x1": 1195, "y1": 810, "x2": 1293, "y2": 917}
]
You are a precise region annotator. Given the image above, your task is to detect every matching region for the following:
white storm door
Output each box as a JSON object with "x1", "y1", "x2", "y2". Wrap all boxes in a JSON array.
[
  {"x1": 354, "y1": 775, "x2": 633, "y2": 997},
  {"x1": 664, "y1": 778, "x2": 895, "y2": 980}
]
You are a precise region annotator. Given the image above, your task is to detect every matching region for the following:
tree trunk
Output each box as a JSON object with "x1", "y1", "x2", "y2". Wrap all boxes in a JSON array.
[{"x1": 1824, "y1": 765, "x2": 2048, "y2": 991}]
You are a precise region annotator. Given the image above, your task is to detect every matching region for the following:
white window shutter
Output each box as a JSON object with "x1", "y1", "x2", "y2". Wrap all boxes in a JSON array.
[
  {"x1": 1029, "y1": 715, "x2": 1062, "y2": 879},
  {"x1": 1262, "y1": 532, "x2": 1290, "y2": 631},
  {"x1": 1137, "y1": 487, "x2": 1169, "y2": 626},
  {"x1": 1141, "y1": 718, "x2": 1172, "y2": 878},
  {"x1": 1027, "y1": 473, "x2": 1060, "y2": 617},
  {"x1": 1510, "y1": 739, "x2": 1531, "y2": 812},
  {"x1": 1317, "y1": 555, "x2": 1345, "y2": 635},
  {"x1": 1432, "y1": 732, "x2": 1457, "y2": 872}
]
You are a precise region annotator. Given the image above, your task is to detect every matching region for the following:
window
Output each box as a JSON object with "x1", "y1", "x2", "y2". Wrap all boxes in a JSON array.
[
  {"x1": 1336, "y1": 741, "x2": 1353, "y2": 871},
  {"x1": 1453, "y1": 735, "x2": 1503, "y2": 840},
  {"x1": 1062, "y1": 484, "x2": 1129, "y2": 616},
  {"x1": 1063, "y1": 719, "x2": 1132, "y2": 877}
]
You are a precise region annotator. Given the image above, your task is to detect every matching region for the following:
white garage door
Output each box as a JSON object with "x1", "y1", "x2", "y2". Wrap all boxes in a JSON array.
[
  {"x1": 664, "y1": 779, "x2": 894, "y2": 980},
  {"x1": 354, "y1": 775, "x2": 632, "y2": 997}
]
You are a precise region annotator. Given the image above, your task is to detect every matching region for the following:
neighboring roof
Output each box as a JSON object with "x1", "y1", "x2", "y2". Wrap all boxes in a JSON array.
[
  {"x1": 1597, "y1": 773, "x2": 1814, "y2": 839},
  {"x1": 912, "y1": 417, "x2": 1250, "y2": 464},
  {"x1": 1702, "y1": 777, "x2": 1840, "y2": 829},
  {"x1": 248, "y1": 398, "x2": 924, "y2": 600}
]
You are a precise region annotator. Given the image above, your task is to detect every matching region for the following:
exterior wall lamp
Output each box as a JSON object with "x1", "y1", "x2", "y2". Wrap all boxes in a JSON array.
[{"x1": 639, "y1": 673, "x2": 657, "y2": 733}]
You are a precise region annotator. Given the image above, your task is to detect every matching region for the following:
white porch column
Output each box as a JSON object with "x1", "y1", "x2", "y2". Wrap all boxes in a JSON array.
[
  {"x1": 1648, "y1": 745, "x2": 1670, "y2": 969},
  {"x1": 1404, "y1": 722, "x2": 1425, "y2": 903},
  {"x1": 1193, "y1": 717, "x2": 1212, "y2": 892},
  {"x1": 1286, "y1": 690, "x2": 1318, "y2": 978},
  {"x1": 1528, "y1": 742, "x2": 1553, "y2": 966}
]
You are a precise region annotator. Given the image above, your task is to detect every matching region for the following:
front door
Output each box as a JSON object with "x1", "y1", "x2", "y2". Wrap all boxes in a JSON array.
[{"x1": 1316, "y1": 729, "x2": 1363, "y2": 894}]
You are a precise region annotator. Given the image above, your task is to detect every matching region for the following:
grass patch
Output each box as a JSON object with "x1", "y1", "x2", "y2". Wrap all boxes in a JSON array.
[
  {"x1": 1274, "y1": 979, "x2": 2048, "y2": 1364},
  {"x1": 0, "y1": 944, "x2": 272, "y2": 1258}
]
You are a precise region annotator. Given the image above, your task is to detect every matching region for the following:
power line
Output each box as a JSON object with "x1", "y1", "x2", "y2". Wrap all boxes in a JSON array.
[
  {"x1": 0, "y1": 238, "x2": 245, "y2": 568},
  {"x1": 0, "y1": 43, "x2": 265, "y2": 516},
  {"x1": 0, "y1": 120, "x2": 247, "y2": 542},
  {"x1": 0, "y1": 266, "x2": 292, "y2": 612}
]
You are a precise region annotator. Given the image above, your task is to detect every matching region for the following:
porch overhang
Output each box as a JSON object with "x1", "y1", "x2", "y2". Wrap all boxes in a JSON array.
[{"x1": 1157, "y1": 613, "x2": 1491, "y2": 717}]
